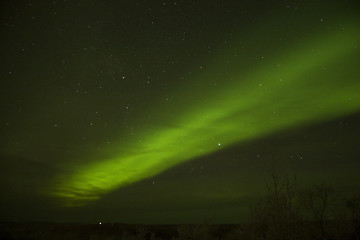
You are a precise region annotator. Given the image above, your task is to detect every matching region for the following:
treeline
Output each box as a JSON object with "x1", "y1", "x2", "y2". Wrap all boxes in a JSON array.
[{"x1": 237, "y1": 170, "x2": 360, "y2": 240}]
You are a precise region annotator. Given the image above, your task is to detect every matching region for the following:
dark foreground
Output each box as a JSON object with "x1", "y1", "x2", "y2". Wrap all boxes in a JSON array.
[{"x1": 1, "y1": 221, "x2": 359, "y2": 240}]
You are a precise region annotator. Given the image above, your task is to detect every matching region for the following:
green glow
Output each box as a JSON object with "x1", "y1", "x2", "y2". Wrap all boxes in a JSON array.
[{"x1": 52, "y1": 27, "x2": 360, "y2": 206}]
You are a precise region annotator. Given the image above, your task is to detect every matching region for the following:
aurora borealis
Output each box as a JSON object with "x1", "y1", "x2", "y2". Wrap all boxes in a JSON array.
[
  {"x1": 1, "y1": 0, "x2": 360, "y2": 223},
  {"x1": 53, "y1": 27, "x2": 360, "y2": 206}
]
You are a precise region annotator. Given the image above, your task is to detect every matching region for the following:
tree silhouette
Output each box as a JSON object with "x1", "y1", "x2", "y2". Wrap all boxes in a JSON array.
[{"x1": 249, "y1": 168, "x2": 300, "y2": 240}]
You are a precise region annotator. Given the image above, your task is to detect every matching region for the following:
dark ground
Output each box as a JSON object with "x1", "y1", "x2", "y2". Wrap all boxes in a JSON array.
[{"x1": 1, "y1": 221, "x2": 359, "y2": 240}]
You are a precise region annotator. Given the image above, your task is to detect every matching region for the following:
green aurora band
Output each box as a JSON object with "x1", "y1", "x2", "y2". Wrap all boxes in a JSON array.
[{"x1": 52, "y1": 26, "x2": 360, "y2": 206}]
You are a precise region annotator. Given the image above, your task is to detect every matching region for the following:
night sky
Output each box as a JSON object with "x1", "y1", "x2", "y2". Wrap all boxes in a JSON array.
[{"x1": 1, "y1": 0, "x2": 360, "y2": 224}]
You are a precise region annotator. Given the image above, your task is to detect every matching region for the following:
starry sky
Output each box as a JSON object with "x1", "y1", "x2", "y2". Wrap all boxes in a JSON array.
[{"x1": 1, "y1": 0, "x2": 360, "y2": 224}]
